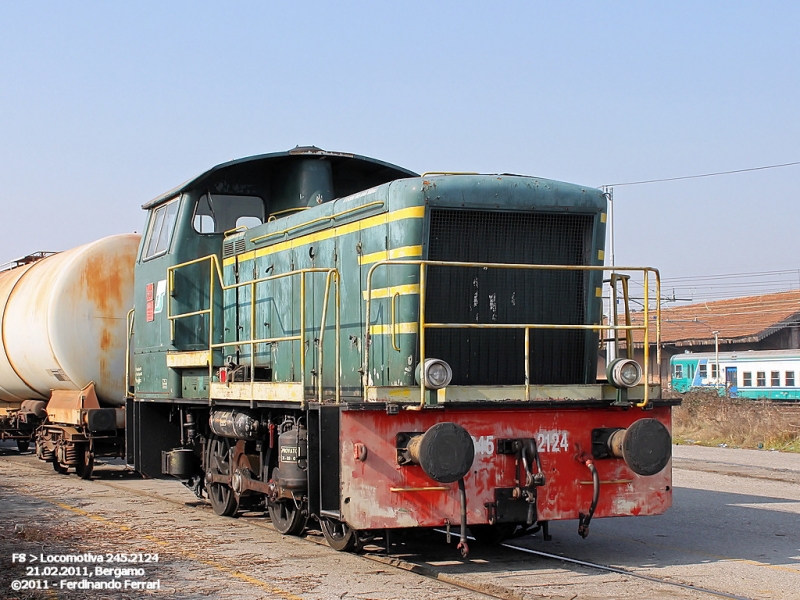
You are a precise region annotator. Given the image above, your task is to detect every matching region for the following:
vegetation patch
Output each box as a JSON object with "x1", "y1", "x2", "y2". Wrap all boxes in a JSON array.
[{"x1": 669, "y1": 389, "x2": 800, "y2": 452}]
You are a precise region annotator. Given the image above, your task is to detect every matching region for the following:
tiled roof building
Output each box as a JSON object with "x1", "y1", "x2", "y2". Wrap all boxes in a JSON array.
[
  {"x1": 659, "y1": 290, "x2": 800, "y2": 349},
  {"x1": 618, "y1": 290, "x2": 800, "y2": 383}
]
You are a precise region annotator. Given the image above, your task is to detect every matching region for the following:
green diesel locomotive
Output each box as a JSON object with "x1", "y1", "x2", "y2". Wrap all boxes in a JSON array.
[{"x1": 33, "y1": 147, "x2": 674, "y2": 554}]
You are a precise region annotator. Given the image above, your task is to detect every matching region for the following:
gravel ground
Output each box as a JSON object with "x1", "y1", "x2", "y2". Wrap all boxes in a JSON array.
[
  {"x1": 0, "y1": 453, "x2": 486, "y2": 600},
  {"x1": 1, "y1": 443, "x2": 798, "y2": 599}
]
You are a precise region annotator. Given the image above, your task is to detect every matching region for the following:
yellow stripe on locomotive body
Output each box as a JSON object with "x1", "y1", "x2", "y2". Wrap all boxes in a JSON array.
[
  {"x1": 221, "y1": 205, "x2": 425, "y2": 267},
  {"x1": 358, "y1": 245, "x2": 423, "y2": 266},
  {"x1": 362, "y1": 284, "x2": 420, "y2": 300}
]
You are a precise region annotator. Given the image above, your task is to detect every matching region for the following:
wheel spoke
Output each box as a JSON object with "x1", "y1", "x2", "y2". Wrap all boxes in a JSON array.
[
  {"x1": 268, "y1": 500, "x2": 306, "y2": 536},
  {"x1": 206, "y1": 435, "x2": 238, "y2": 517}
]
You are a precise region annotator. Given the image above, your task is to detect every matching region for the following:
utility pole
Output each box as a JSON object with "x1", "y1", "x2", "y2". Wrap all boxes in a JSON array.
[{"x1": 602, "y1": 186, "x2": 616, "y2": 364}]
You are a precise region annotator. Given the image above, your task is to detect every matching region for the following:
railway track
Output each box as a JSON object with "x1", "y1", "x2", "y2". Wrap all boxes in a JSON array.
[
  {"x1": 1, "y1": 450, "x2": 770, "y2": 599},
  {"x1": 205, "y1": 512, "x2": 756, "y2": 600},
  {"x1": 499, "y1": 543, "x2": 749, "y2": 600}
]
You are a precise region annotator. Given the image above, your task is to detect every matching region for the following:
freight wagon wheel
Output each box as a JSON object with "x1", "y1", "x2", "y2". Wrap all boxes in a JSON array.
[
  {"x1": 206, "y1": 435, "x2": 238, "y2": 517},
  {"x1": 268, "y1": 500, "x2": 306, "y2": 536},
  {"x1": 16, "y1": 440, "x2": 30, "y2": 453},
  {"x1": 320, "y1": 518, "x2": 359, "y2": 552},
  {"x1": 51, "y1": 455, "x2": 68, "y2": 475},
  {"x1": 76, "y1": 448, "x2": 94, "y2": 480}
]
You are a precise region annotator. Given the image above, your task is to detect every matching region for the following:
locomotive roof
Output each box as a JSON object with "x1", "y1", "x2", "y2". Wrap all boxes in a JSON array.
[{"x1": 143, "y1": 146, "x2": 418, "y2": 209}]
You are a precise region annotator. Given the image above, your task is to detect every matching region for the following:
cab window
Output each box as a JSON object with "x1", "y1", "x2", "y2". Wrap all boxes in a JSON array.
[
  {"x1": 143, "y1": 197, "x2": 180, "y2": 260},
  {"x1": 193, "y1": 193, "x2": 265, "y2": 234}
]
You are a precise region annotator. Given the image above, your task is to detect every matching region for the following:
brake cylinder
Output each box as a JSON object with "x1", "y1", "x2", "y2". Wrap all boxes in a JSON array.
[{"x1": 275, "y1": 425, "x2": 308, "y2": 491}]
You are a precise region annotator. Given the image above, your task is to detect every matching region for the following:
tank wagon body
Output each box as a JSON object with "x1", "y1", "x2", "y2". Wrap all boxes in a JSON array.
[
  {"x1": 671, "y1": 349, "x2": 800, "y2": 400},
  {"x1": 0, "y1": 235, "x2": 139, "y2": 470},
  {"x1": 123, "y1": 147, "x2": 675, "y2": 552}
]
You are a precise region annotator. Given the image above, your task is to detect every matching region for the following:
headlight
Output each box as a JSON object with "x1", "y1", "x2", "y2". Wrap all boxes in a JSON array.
[
  {"x1": 415, "y1": 358, "x2": 453, "y2": 390},
  {"x1": 607, "y1": 358, "x2": 642, "y2": 389}
]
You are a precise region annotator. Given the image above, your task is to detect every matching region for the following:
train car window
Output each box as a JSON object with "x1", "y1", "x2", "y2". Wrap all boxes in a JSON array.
[
  {"x1": 195, "y1": 214, "x2": 214, "y2": 233},
  {"x1": 193, "y1": 193, "x2": 265, "y2": 234},
  {"x1": 143, "y1": 197, "x2": 180, "y2": 260},
  {"x1": 771, "y1": 371, "x2": 781, "y2": 386},
  {"x1": 237, "y1": 215, "x2": 263, "y2": 229},
  {"x1": 756, "y1": 371, "x2": 766, "y2": 386},
  {"x1": 711, "y1": 364, "x2": 718, "y2": 379},
  {"x1": 673, "y1": 364, "x2": 683, "y2": 378},
  {"x1": 786, "y1": 371, "x2": 795, "y2": 386},
  {"x1": 743, "y1": 372, "x2": 752, "y2": 386},
  {"x1": 698, "y1": 363, "x2": 707, "y2": 378}
]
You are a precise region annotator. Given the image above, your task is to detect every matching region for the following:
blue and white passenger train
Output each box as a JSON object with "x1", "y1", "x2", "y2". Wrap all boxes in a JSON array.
[{"x1": 670, "y1": 349, "x2": 800, "y2": 400}]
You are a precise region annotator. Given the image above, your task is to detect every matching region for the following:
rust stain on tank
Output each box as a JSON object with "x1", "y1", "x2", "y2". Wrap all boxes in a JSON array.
[
  {"x1": 99, "y1": 328, "x2": 112, "y2": 352},
  {"x1": 99, "y1": 354, "x2": 109, "y2": 389},
  {"x1": 98, "y1": 328, "x2": 112, "y2": 388},
  {"x1": 81, "y1": 252, "x2": 126, "y2": 315}
]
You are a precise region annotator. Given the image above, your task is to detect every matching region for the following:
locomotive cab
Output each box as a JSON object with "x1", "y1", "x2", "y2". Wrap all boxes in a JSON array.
[{"x1": 127, "y1": 147, "x2": 416, "y2": 477}]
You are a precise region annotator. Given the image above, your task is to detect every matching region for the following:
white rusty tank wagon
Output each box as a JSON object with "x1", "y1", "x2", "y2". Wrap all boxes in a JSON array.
[{"x1": 0, "y1": 234, "x2": 139, "y2": 473}]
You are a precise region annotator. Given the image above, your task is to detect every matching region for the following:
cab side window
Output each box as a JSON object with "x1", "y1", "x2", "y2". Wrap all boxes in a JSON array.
[
  {"x1": 193, "y1": 193, "x2": 265, "y2": 234},
  {"x1": 143, "y1": 197, "x2": 180, "y2": 260}
]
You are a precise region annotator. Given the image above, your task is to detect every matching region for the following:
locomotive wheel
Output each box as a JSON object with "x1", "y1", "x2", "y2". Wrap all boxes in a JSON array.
[
  {"x1": 206, "y1": 435, "x2": 238, "y2": 517},
  {"x1": 76, "y1": 448, "x2": 94, "y2": 480},
  {"x1": 268, "y1": 500, "x2": 306, "y2": 536},
  {"x1": 51, "y1": 455, "x2": 68, "y2": 475},
  {"x1": 16, "y1": 440, "x2": 30, "y2": 453},
  {"x1": 320, "y1": 518, "x2": 359, "y2": 552}
]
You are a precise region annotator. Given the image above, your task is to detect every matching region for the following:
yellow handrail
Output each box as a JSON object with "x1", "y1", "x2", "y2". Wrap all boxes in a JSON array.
[
  {"x1": 420, "y1": 171, "x2": 480, "y2": 177},
  {"x1": 167, "y1": 254, "x2": 341, "y2": 405},
  {"x1": 223, "y1": 225, "x2": 248, "y2": 238},
  {"x1": 364, "y1": 260, "x2": 661, "y2": 408},
  {"x1": 251, "y1": 201, "x2": 385, "y2": 244},
  {"x1": 125, "y1": 308, "x2": 135, "y2": 398},
  {"x1": 390, "y1": 292, "x2": 401, "y2": 352}
]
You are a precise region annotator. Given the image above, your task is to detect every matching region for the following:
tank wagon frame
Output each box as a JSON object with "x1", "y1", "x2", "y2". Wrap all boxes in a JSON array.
[{"x1": 11, "y1": 147, "x2": 677, "y2": 555}]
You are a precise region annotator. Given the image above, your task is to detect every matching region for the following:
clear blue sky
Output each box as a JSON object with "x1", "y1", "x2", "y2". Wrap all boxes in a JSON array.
[{"x1": 1, "y1": 1, "x2": 798, "y2": 301}]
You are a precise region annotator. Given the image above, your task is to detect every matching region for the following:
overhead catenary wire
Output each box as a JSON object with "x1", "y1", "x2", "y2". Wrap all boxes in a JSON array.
[
  {"x1": 601, "y1": 161, "x2": 800, "y2": 302},
  {"x1": 664, "y1": 268, "x2": 800, "y2": 282},
  {"x1": 603, "y1": 160, "x2": 800, "y2": 188},
  {"x1": 619, "y1": 268, "x2": 800, "y2": 303}
]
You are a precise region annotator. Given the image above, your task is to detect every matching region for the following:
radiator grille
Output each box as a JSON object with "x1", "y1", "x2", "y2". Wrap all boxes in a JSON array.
[
  {"x1": 223, "y1": 238, "x2": 246, "y2": 258},
  {"x1": 426, "y1": 209, "x2": 595, "y2": 385}
]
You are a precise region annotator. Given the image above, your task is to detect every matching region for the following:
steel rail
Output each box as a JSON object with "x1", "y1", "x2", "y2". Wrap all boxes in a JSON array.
[{"x1": 501, "y1": 542, "x2": 751, "y2": 600}]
